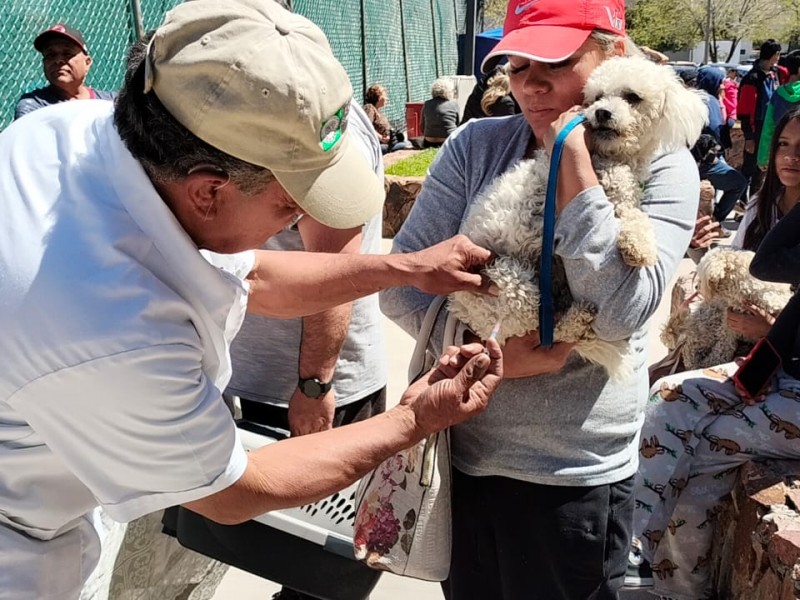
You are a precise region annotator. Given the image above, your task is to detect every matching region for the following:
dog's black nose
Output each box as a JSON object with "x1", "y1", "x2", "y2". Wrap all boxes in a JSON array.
[{"x1": 595, "y1": 108, "x2": 612, "y2": 124}]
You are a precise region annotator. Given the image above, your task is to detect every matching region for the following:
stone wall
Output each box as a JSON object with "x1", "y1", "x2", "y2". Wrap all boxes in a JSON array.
[
  {"x1": 383, "y1": 175, "x2": 424, "y2": 238},
  {"x1": 713, "y1": 460, "x2": 800, "y2": 600},
  {"x1": 728, "y1": 127, "x2": 745, "y2": 170}
]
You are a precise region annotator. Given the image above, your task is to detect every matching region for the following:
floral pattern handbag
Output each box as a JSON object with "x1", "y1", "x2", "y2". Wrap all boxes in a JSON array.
[{"x1": 352, "y1": 296, "x2": 454, "y2": 581}]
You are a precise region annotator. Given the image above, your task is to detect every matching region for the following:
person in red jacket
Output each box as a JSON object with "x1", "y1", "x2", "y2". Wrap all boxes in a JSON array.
[{"x1": 738, "y1": 39, "x2": 782, "y2": 194}]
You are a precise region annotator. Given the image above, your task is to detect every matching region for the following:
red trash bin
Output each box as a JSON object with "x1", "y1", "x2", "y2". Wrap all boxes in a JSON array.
[{"x1": 405, "y1": 102, "x2": 424, "y2": 138}]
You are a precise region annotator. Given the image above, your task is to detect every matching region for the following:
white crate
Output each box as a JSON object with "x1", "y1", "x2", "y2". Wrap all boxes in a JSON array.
[{"x1": 238, "y1": 427, "x2": 359, "y2": 557}]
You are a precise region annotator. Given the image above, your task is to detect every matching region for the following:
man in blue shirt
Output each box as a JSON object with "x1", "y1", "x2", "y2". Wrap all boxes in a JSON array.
[{"x1": 14, "y1": 24, "x2": 114, "y2": 120}]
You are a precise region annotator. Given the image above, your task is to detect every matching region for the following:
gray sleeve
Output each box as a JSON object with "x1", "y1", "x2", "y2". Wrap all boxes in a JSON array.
[
  {"x1": 554, "y1": 148, "x2": 699, "y2": 341},
  {"x1": 14, "y1": 98, "x2": 39, "y2": 120}
]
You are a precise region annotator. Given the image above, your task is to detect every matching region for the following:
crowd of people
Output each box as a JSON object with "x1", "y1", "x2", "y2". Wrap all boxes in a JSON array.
[{"x1": 4, "y1": 1, "x2": 800, "y2": 600}]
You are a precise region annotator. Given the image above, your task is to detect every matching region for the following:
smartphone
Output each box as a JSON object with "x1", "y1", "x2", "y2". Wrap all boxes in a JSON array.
[{"x1": 733, "y1": 338, "x2": 782, "y2": 400}]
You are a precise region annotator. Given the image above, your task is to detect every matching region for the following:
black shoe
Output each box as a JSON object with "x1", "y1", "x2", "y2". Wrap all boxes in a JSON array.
[{"x1": 624, "y1": 545, "x2": 654, "y2": 588}]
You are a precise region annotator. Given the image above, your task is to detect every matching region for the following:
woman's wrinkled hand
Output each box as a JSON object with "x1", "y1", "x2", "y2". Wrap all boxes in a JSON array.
[{"x1": 399, "y1": 340, "x2": 503, "y2": 436}]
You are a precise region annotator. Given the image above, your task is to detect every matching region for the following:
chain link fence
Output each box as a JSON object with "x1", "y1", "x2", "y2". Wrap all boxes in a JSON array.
[{"x1": 0, "y1": 0, "x2": 466, "y2": 129}]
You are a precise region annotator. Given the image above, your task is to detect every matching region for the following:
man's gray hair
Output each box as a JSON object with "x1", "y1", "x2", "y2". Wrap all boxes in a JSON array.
[
  {"x1": 430, "y1": 78, "x2": 455, "y2": 100},
  {"x1": 114, "y1": 37, "x2": 274, "y2": 195}
]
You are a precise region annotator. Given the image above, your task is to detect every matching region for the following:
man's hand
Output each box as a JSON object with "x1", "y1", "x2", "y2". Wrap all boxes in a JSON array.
[
  {"x1": 500, "y1": 331, "x2": 574, "y2": 378},
  {"x1": 399, "y1": 340, "x2": 502, "y2": 436},
  {"x1": 288, "y1": 388, "x2": 335, "y2": 436},
  {"x1": 405, "y1": 235, "x2": 495, "y2": 296},
  {"x1": 744, "y1": 139, "x2": 755, "y2": 154},
  {"x1": 690, "y1": 215, "x2": 723, "y2": 249}
]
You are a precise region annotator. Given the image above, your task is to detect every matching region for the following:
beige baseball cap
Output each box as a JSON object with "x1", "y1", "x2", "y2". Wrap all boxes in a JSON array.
[{"x1": 143, "y1": 0, "x2": 384, "y2": 229}]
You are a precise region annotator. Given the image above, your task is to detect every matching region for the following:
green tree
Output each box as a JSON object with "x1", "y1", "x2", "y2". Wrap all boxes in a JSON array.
[
  {"x1": 629, "y1": 0, "x2": 796, "y2": 62},
  {"x1": 481, "y1": 0, "x2": 506, "y2": 31},
  {"x1": 628, "y1": 0, "x2": 702, "y2": 52}
]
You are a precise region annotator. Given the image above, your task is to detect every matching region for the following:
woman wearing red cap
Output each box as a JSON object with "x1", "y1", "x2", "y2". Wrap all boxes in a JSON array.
[{"x1": 381, "y1": 1, "x2": 701, "y2": 598}]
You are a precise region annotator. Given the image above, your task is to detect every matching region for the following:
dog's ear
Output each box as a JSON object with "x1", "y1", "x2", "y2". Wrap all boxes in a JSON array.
[{"x1": 654, "y1": 78, "x2": 707, "y2": 153}]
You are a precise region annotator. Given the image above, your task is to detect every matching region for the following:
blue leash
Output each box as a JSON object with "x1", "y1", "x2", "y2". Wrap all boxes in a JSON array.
[{"x1": 539, "y1": 114, "x2": 586, "y2": 348}]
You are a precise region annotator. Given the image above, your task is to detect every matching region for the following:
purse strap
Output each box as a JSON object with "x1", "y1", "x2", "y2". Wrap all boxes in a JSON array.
[
  {"x1": 540, "y1": 114, "x2": 586, "y2": 348},
  {"x1": 407, "y1": 296, "x2": 453, "y2": 487},
  {"x1": 408, "y1": 296, "x2": 449, "y2": 384}
]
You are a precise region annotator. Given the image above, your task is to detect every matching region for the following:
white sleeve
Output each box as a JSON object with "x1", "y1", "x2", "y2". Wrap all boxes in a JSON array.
[
  {"x1": 201, "y1": 250, "x2": 256, "y2": 281},
  {"x1": 732, "y1": 200, "x2": 758, "y2": 250},
  {"x1": 8, "y1": 344, "x2": 247, "y2": 523}
]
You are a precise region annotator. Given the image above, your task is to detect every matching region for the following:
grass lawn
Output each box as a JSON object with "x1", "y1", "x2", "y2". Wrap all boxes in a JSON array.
[{"x1": 385, "y1": 148, "x2": 439, "y2": 177}]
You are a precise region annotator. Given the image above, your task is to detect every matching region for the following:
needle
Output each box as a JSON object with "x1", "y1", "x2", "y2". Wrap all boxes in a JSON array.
[{"x1": 483, "y1": 322, "x2": 501, "y2": 355}]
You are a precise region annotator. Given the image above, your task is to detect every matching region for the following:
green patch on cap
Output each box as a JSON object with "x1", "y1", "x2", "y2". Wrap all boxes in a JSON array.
[{"x1": 320, "y1": 104, "x2": 349, "y2": 152}]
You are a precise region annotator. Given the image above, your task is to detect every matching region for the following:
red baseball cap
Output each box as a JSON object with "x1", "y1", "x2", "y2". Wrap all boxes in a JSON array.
[
  {"x1": 34, "y1": 24, "x2": 89, "y2": 55},
  {"x1": 482, "y1": 0, "x2": 625, "y2": 73}
]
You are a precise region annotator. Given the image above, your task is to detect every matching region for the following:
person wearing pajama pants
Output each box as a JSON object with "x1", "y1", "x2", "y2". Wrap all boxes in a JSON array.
[{"x1": 633, "y1": 363, "x2": 800, "y2": 600}]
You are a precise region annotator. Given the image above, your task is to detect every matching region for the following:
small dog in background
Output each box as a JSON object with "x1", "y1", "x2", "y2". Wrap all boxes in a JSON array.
[
  {"x1": 449, "y1": 56, "x2": 707, "y2": 378},
  {"x1": 661, "y1": 247, "x2": 792, "y2": 370}
]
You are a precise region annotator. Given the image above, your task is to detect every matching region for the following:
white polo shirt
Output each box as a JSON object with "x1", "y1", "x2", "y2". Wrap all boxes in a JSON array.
[{"x1": 0, "y1": 101, "x2": 249, "y2": 598}]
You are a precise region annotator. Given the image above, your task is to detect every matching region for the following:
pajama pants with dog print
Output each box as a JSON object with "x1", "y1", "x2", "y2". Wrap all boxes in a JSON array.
[{"x1": 632, "y1": 362, "x2": 800, "y2": 600}]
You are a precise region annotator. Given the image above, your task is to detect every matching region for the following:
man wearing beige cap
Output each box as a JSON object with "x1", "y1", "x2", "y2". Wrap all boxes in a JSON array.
[{"x1": 0, "y1": 1, "x2": 501, "y2": 598}]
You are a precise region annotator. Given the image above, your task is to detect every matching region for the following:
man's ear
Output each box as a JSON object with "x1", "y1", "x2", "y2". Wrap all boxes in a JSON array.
[
  {"x1": 84, "y1": 54, "x2": 93, "y2": 70},
  {"x1": 185, "y1": 170, "x2": 229, "y2": 221}
]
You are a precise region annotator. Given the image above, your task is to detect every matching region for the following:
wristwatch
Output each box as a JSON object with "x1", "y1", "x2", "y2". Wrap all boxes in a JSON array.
[{"x1": 297, "y1": 376, "x2": 333, "y2": 399}]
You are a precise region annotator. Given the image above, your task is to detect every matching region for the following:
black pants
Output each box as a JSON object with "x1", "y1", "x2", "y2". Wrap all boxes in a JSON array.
[
  {"x1": 443, "y1": 469, "x2": 634, "y2": 600},
  {"x1": 239, "y1": 388, "x2": 386, "y2": 432},
  {"x1": 740, "y1": 124, "x2": 764, "y2": 196},
  {"x1": 241, "y1": 388, "x2": 387, "y2": 600}
]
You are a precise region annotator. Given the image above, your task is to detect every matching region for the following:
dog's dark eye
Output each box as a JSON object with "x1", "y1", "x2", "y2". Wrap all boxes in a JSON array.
[
  {"x1": 623, "y1": 92, "x2": 643, "y2": 105},
  {"x1": 592, "y1": 93, "x2": 604, "y2": 102}
]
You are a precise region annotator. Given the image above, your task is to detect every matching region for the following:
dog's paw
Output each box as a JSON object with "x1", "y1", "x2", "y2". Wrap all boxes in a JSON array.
[
  {"x1": 554, "y1": 302, "x2": 597, "y2": 343},
  {"x1": 617, "y1": 209, "x2": 658, "y2": 267},
  {"x1": 618, "y1": 237, "x2": 658, "y2": 267}
]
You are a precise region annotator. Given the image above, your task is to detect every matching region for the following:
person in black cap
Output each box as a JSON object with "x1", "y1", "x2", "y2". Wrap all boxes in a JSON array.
[
  {"x1": 739, "y1": 38, "x2": 783, "y2": 194},
  {"x1": 14, "y1": 24, "x2": 114, "y2": 120}
]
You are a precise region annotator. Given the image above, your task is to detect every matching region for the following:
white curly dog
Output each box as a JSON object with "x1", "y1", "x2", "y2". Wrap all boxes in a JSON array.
[
  {"x1": 449, "y1": 56, "x2": 707, "y2": 378},
  {"x1": 661, "y1": 247, "x2": 792, "y2": 371}
]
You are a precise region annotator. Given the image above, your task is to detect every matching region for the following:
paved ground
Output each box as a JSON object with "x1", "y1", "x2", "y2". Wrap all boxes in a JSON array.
[{"x1": 211, "y1": 231, "x2": 734, "y2": 599}]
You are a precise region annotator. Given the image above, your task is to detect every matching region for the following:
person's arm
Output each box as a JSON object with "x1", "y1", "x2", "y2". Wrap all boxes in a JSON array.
[
  {"x1": 246, "y1": 235, "x2": 493, "y2": 318},
  {"x1": 544, "y1": 111, "x2": 699, "y2": 340},
  {"x1": 363, "y1": 104, "x2": 390, "y2": 143},
  {"x1": 543, "y1": 108, "x2": 601, "y2": 214},
  {"x1": 758, "y1": 101, "x2": 777, "y2": 168},
  {"x1": 13, "y1": 98, "x2": 39, "y2": 120},
  {"x1": 185, "y1": 338, "x2": 502, "y2": 523},
  {"x1": 287, "y1": 218, "x2": 360, "y2": 436},
  {"x1": 750, "y1": 203, "x2": 800, "y2": 284}
]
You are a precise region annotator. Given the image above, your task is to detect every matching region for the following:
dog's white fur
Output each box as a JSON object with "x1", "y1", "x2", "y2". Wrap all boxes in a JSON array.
[
  {"x1": 661, "y1": 247, "x2": 792, "y2": 370},
  {"x1": 449, "y1": 56, "x2": 707, "y2": 378}
]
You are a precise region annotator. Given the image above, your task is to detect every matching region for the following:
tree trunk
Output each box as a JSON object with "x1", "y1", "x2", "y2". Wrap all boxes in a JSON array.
[{"x1": 725, "y1": 38, "x2": 741, "y2": 63}]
